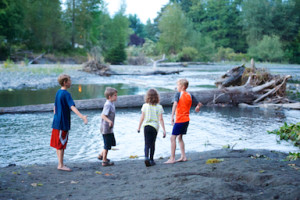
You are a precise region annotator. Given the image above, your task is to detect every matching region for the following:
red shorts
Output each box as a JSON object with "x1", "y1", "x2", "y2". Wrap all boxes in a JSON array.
[{"x1": 50, "y1": 129, "x2": 69, "y2": 149}]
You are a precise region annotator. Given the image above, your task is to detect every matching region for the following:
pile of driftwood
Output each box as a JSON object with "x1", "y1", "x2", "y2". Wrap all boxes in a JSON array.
[
  {"x1": 82, "y1": 60, "x2": 114, "y2": 76},
  {"x1": 82, "y1": 56, "x2": 183, "y2": 76},
  {"x1": 213, "y1": 60, "x2": 298, "y2": 109}
]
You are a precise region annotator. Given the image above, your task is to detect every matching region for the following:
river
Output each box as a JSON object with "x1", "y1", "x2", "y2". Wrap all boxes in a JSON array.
[{"x1": 0, "y1": 63, "x2": 299, "y2": 167}]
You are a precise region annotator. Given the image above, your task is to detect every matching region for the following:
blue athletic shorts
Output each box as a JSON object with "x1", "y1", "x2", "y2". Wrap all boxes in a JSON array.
[
  {"x1": 103, "y1": 133, "x2": 116, "y2": 150},
  {"x1": 172, "y1": 121, "x2": 189, "y2": 135}
]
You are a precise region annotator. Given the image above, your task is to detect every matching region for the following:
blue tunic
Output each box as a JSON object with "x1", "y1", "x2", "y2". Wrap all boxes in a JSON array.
[{"x1": 52, "y1": 89, "x2": 75, "y2": 131}]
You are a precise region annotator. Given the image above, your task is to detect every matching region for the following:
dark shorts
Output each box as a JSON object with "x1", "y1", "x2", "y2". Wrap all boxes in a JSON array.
[
  {"x1": 103, "y1": 133, "x2": 116, "y2": 150},
  {"x1": 50, "y1": 129, "x2": 69, "y2": 149},
  {"x1": 172, "y1": 121, "x2": 189, "y2": 135}
]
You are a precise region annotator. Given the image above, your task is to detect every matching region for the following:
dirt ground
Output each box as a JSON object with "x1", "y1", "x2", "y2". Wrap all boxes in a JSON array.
[{"x1": 1, "y1": 149, "x2": 299, "y2": 200}]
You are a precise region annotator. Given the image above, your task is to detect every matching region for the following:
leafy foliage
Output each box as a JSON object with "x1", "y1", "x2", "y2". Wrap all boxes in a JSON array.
[
  {"x1": 268, "y1": 122, "x2": 300, "y2": 148},
  {"x1": 178, "y1": 47, "x2": 198, "y2": 61},
  {"x1": 248, "y1": 35, "x2": 284, "y2": 62}
]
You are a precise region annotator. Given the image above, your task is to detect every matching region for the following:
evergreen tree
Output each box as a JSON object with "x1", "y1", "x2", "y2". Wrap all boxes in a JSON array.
[
  {"x1": 24, "y1": 0, "x2": 67, "y2": 51},
  {"x1": 187, "y1": 0, "x2": 247, "y2": 52}
]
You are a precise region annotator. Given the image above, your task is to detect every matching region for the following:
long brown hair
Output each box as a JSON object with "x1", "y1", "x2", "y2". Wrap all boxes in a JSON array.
[{"x1": 144, "y1": 89, "x2": 159, "y2": 105}]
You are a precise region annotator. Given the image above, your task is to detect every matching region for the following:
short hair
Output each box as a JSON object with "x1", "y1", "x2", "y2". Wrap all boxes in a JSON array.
[
  {"x1": 177, "y1": 78, "x2": 189, "y2": 89},
  {"x1": 104, "y1": 87, "x2": 118, "y2": 99},
  {"x1": 58, "y1": 74, "x2": 71, "y2": 86},
  {"x1": 145, "y1": 88, "x2": 159, "y2": 105}
]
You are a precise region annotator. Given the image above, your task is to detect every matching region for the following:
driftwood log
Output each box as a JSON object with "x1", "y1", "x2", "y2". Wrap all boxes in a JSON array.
[
  {"x1": 82, "y1": 59, "x2": 183, "y2": 76},
  {"x1": 1, "y1": 63, "x2": 298, "y2": 114},
  {"x1": 1, "y1": 77, "x2": 299, "y2": 114}
]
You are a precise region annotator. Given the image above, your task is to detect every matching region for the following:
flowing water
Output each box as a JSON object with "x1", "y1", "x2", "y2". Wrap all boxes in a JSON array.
[{"x1": 0, "y1": 63, "x2": 299, "y2": 167}]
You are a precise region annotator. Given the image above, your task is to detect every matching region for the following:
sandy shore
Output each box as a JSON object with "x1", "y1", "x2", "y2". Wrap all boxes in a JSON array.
[{"x1": 1, "y1": 149, "x2": 299, "y2": 200}]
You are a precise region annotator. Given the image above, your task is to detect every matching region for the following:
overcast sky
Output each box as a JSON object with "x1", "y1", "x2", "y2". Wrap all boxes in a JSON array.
[{"x1": 105, "y1": 0, "x2": 169, "y2": 24}]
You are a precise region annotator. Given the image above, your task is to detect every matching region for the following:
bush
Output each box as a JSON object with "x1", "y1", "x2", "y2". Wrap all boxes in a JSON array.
[
  {"x1": 3, "y1": 58, "x2": 15, "y2": 68},
  {"x1": 126, "y1": 46, "x2": 148, "y2": 65},
  {"x1": 268, "y1": 122, "x2": 300, "y2": 148},
  {"x1": 248, "y1": 35, "x2": 284, "y2": 62},
  {"x1": 214, "y1": 47, "x2": 235, "y2": 61},
  {"x1": 104, "y1": 43, "x2": 127, "y2": 64},
  {"x1": 142, "y1": 39, "x2": 160, "y2": 56},
  {"x1": 178, "y1": 47, "x2": 198, "y2": 62}
]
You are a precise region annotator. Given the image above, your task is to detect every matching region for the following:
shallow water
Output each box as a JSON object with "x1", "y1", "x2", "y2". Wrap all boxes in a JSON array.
[
  {"x1": 0, "y1": 63, "x2": 299, "y2": 167},
  {"x1": 0, "y1": 106, "x2": 299, "y2": 167}
]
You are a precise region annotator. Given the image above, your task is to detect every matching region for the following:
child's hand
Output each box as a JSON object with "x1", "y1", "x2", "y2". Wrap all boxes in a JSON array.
[
  {"x1": 195, "y1": 103, "x2": 203, "y2": 113},
  {"x1": 171, "y1": 118, "x2": 174, "y2": 126},
  {"x1": 137, "y1": 129, "x2": 140, "y2": 133},
  {"x1": 163, "y1": 131, "x2": 166, "y2": 138},
  {"x1": 82, "y1": 115, "x2": 88, "y2": 124}
]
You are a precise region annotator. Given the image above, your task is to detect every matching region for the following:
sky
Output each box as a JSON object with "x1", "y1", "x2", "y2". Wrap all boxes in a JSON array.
[{"x1": 105, "y1": 0, "x2": 169, "y2": 24}]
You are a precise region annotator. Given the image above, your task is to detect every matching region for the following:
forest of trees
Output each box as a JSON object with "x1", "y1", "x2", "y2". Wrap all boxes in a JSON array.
[{"x1": 0, "y1": 0, "x2": 299, "y2": 64}]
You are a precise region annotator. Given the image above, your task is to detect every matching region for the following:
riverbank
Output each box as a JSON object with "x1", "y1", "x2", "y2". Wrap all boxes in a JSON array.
[{"x1": 1, "y1": 149, "x2": 299, "y2": 200}]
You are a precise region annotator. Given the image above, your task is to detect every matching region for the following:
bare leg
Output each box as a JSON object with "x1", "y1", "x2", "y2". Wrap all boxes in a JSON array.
[
  {"x1": 102, "y1": 149, "x2": 109, "y2": 162},
  {"x1": 176, "y1": 134, "x2": 187, "y2": 162},
  {"x1": 164, "y1": 135, "x2": 177, "y2": 164},
  {"x1": 56, "y1": 149, "x2": 71, "y2": 171}
]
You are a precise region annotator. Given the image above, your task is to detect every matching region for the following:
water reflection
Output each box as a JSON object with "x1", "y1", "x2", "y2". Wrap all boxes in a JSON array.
[{"x1": 0, "y1": 83, "x2": 172, "y2": 107}]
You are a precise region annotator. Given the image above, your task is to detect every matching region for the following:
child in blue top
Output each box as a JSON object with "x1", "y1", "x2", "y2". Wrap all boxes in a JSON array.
[
  {"x1": 50, "y1": 74, "x2": 88, "y2": 171},
  {"x1": 137, "y1": 89, "x2": 166, "y2": 167}
]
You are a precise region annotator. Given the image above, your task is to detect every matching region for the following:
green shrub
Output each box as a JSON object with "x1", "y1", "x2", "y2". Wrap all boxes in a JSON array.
[
  {"x1": 104, "y1": 43, "x2": 127, "y2": 64},
  {"x1": 214, "y1": 47, "x2": 235, "y2": 61},
  {"x1": 3, "y1": 58, "x2": 15, "y2": 68},
  {"x1": 142, "y1": 39, "x2": 160, "y2": 56},
  {"x1": 248, "y1": 35, "x2": 284, "y2": 62},
  {"x1": 268, "y1": 122, "x2": 300, "y2": 148},
  {"x1": 178, "y1": 47, "x2": 198, "y2": 62}
]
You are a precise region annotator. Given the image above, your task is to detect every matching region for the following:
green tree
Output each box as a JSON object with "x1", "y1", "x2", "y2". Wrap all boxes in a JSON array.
[
  {"x1": 103, "y1": 2, "x2": 130, "y2": 63},
  {"x1": 187, "y1": 0, "x2": 247, "y2": 52},
  {"x1": 24, "y1": 0, "x2": 67, "y2": 50},
  {"x1": 128, "y1": 14, "x2": 145, "y2": 38},
  {"x1": 240, "y1": 0, "x2": 298, "y2": 46},
  {"x1": 0, "y1": 0, "x2": 27, "y2": 58},
  {"x1": 158, "y1": 3, "x2": 191, "y2": 54},
  {"x1": 65, "y1": 0, "x2": 103, "y2": 49},
  {"x1": 248, "y1": 35, "x2": 284, "y2": 62},
  {"x1": 144, "y1": 19, "x2": 158, "y2": 42}
]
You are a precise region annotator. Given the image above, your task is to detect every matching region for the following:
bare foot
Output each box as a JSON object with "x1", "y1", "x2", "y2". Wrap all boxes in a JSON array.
[
  {"x1": 176, "y1": 158, "x2": 188, "y2": 162},
  {"x1": 57, "y1": 165, "x2": 72, "y2": 172},
  {"x1": 164, "y1": 159, "x2": 176, "y2": 164}
]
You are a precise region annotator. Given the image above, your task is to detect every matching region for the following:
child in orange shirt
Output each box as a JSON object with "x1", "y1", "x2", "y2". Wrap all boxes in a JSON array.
[{"x1": 165, "y1": 79, "x2": 202, "y2": 164}]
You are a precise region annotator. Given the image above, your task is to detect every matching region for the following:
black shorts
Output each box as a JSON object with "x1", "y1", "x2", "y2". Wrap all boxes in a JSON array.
[{"x1": 102, "y1": 133, "x2": 116, "y2": 150}]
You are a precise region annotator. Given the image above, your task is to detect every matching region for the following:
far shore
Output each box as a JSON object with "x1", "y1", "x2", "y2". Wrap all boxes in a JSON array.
[{"x1": 1, "y1": 149, "x2": 299, "y2": 200}]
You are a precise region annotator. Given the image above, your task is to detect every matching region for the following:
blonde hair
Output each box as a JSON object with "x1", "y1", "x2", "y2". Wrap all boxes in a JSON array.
[
  {"x1": 104, "y1": 87, "x2": 118, "y2": 99},
  {"x1": 177, "y1": 78, "x2": 189, "y2": 89},
  {"x1": 145, "y1": 88, "x2": 159, "y2": 105},
  {"x1": 58, "y1": 74, "x2": 70, "y2": 86}
]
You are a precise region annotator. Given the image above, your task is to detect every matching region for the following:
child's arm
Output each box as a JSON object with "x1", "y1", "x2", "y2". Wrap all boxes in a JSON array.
[
  {"x1": 101, "y1": 114, "x2": 113, "y2": 127},
  {"x1": 137, "y1": 112, "x2": 145, "y2": 133},
  {"x1": 159, "y1": 113, "x2": 166, "y2": 138},
  {"x1": 195, "y1": 102, "x2": 203, "y2": 113},
  {"x1": 71, "y1": 106, "x2": 88, "y2": 124},
  {"x1": 171, "y1": 101, "x2": 178, "y2": 125}
]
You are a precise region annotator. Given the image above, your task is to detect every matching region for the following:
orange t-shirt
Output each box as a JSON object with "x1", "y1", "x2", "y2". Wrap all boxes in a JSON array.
[{"x1": 175, "y1": 91, "x2": 193, "y2": 123}]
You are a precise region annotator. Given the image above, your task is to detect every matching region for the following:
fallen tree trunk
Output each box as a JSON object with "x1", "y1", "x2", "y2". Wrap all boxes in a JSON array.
[
  {"x1": 0, "y1": 85, "x2": 267, "y2": 114},
  {"x1": 1, "y1": 79, "x2": 298, "y2": 114}
]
